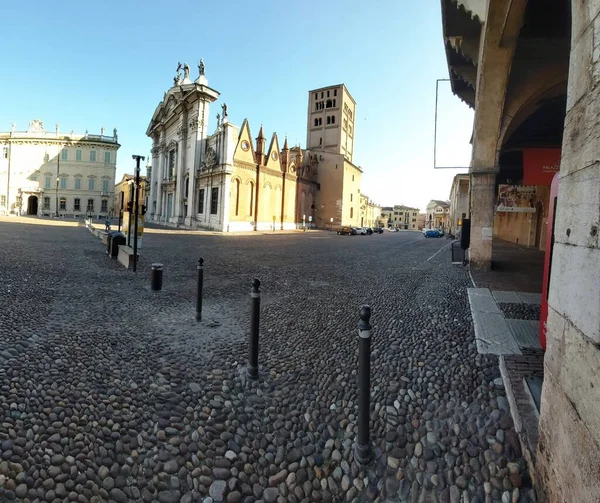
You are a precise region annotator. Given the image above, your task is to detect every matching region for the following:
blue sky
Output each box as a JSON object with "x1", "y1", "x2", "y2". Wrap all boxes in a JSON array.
[{"x1": 1, "y1": 0, "x2": 473, "y2": 211}]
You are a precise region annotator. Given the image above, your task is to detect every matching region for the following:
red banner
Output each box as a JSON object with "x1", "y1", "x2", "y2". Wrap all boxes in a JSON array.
[{"x1": 523, "y1": 148, "x2": 561, "y2": 185}]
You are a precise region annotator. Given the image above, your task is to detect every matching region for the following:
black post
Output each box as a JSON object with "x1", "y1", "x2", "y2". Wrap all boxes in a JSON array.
[
  {"x1": 247, "y1": 278, "x2": 261, "y2": 379},
  {"x1": 151, "y1": 263, "x2": 163, "y2": 291},
  {"x1": 355, "y1": 305, "x2": 373, "y2": 464},
  {"x1": 118, "y1": 191, "x2": 124, "y2": 232},
  {"x1": 196, "y1": 257, "x2": 204, "y2": 321},
  {"x1": 132, "y1": 155, "x2": 145, "y2": 273}
]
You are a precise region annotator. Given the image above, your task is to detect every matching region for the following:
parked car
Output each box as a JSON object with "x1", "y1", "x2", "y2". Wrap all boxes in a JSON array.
[
  {"x1": 373, "y1": 227, "x2": 384, "y2": 234},
  {"x1": 424, "y1": 229, "x2": 442, "y2": 238},
  {"x1": 337, "y1": 226, "x2": 356, "y2": 235},
  {"x1": 355, "y1": 227, "x2": 367, "y2": 235},
  {"x1": 365, "y1": 227, "x2": 373, "y2": 235}
]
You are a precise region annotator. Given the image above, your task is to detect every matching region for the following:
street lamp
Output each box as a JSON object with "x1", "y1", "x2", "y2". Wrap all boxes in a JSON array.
[{"x1": 55, "y1": 177, "x2": 60, "y2": 218}]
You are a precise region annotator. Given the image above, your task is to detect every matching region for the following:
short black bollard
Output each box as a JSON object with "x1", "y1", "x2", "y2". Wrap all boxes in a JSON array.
[
  {"x1": 355, "y1": 305, "x2": 373, "y2": 464},
  {"x1": 196, "y1": 257, "x2": 204, "y2": 321},
  {"x1": 247, "y1": 278, "x2": 261, "y2": 379},
  {"x1": 151, "y1": 263, "x2": 163, "y2": 291}
]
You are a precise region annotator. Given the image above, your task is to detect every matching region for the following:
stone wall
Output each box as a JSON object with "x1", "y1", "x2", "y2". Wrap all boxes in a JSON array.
[{"x1": 535, "y1": 1, "x2": 600, "y2": 500}]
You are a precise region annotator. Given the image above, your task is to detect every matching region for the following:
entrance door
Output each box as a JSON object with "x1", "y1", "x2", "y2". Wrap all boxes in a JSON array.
[
  {"x1": 534, "y1": 202, "x2": 544, "y2": 248},
  {"x1": 166, "y1": 193, "x2": 173, "y2": 220},
  {"x1": 27, "y1": 195, "x2": 38, "y2": 215}
]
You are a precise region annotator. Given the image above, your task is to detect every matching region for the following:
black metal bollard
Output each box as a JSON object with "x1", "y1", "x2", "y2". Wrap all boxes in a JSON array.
[
  {"x1": 355, "y1": 305, "x2": 373, "y2": 464},
  {"x1": 196, "y1": 257, "x2": 204, "y2": 321},
  {"x1": 151, "y1": 263, "x2": 163, "y2": 291},
  {"x1": 247, "y1": 278, "x2": 261, "y2": 379}
]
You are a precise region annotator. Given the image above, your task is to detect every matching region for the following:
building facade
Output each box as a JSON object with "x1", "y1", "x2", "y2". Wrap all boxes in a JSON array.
[
  {"x1": 425, "y1": 200, "x2": 449, "y2": 229},
  {"x1": 307, "y1": 85, "x2": 356, "y2": 163},
  {"x1": 0, "y1": 120, "x2": 119, "y2": 218},
  {"x1": 392, "y1": 205, "x2": 420, "y2": 230},
  {"x1": 417, "y1": 213, "x2": 426, "y2": 230},
  {"x1": 448, "y1": 174, "x2": 469, "y2": 235},
  {"x1": 114, "y1": 173, "x2": 149, "y2": 217},
  {"x1": 147, "y1": 63, "x2": 321, "y2": 232},
  {"x1": 441, "y1": 1, "x2": 600, "y2": 500}
]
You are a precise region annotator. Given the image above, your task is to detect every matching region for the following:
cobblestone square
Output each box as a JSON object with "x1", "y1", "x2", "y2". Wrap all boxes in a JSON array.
[{"x1": 0, "y1": 221, "x2": 534, "y2": 503}]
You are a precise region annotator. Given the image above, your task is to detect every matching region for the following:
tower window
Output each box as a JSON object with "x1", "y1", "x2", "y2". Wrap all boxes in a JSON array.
[
  {"x1": 327, "y1": 116, "x2": 331, "y2": 125},
  {"x1": 327, "y1": 90, "x2": 330, "y2": 97},
  {"x1": 321, "y1": 92, "x2": 323, "y2": 98},
  {"x1": 314, "y1": 118, "x2": 319, "y2": 127},
  {"x1": 319, "y1": 118, "x2": 322, "y2": 126},
  {"x1": 319, "y1": 138, "x2": 322, "y2": 146},
  {"x1": 331, "y1": 116, "x2": 335, "y2": 125},
  {"x1": 314, "y1": 93, "x2": 317, "y2": 100},
  {"x1": 333, "y1": 99, "x2": 336, "y2": 107},
  {"x1": 326, "y1": 99, "x2": 332, "y2": 108},
  {"x1": 334, "y1": 89, "x2": 337, "y2": 96}
]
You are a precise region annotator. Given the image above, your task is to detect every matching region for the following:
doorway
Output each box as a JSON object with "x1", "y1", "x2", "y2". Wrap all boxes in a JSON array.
[
  {"x1": 534, "y1": 202, "x2": 544, "y2": 248},
  {"x1": 166, "y1": 193, "x2": 173, "y2": 220},
  {"x1": 27, "y1": 195, "x2": 38, "y2": 215}
]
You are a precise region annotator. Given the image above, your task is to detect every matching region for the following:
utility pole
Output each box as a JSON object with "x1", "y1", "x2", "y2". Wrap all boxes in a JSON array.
[{"x1": 132, "y1": 155, "x2": 145, "y2": 272}]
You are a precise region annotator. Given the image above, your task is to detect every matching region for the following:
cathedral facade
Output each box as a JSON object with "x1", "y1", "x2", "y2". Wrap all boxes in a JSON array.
[{"x1": 146, "y1": 62, "x2": 317, "y2": 232}]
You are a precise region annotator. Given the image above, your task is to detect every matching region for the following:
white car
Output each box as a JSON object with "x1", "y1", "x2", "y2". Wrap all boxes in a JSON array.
[{"x1": 355, "y1": 227, "x2": 367, "y2": 235}]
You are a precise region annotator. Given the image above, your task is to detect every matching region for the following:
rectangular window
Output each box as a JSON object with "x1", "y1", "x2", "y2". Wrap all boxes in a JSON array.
[
  {"x1": 333, "y1": 99, "x2": 336, "y2": 107},
  {"x1": 102, "y1": 180, "x2": 109, "y2": 193},
  {"x1": 210, "y1": 187, "x2": 218, "y2": 214},
  {"x1": 0, "y1": 195, "x2": 5, "y2": 206},
  {"x1": 314, "y1": 118, "x2": 318, "y2": 127},
  {"x1": 61, "y1": 149, "x2": 68, "y2": 160},
  {"x1": 334, "y1": 89, "x2": 337, "y2": 96},
  {"x1": 45, "y1": 176, "x2": 51, "y2": 189},
  {"x1": 76, "y1": 149, "x2": 82, "y2": 161},
  {"x1": 321, "y1": 92, "x2": 323, "y2": 98},
  {"x1": 198, "y1": 189, "x2": 205, "y2": 214},
  {"x1": 104, "y1": 151, "x2": 111, "y2": 163},
  {"x1": 169, "y1": 150, "x2": 176, "y2": 178},
  {"x1": 60, "y1": 177, "x2": 67, "y2": 189},
  {"x1": 331, "y1": 116, "x2": 335, "y2": 124},
  {"x1": 88, "y1": 178, "x2": 95, "y2": 191},
  {"x1": 59, "y1": 198, "x2": 66, "y2": 211},
  {"x1": 2, "y1": 147, "x2": 7, "y2": 158},
  {"x1": 90, "y1": 150, "x2": 96, "y2": 162},
  {"x1": 350, "y1": 194, "x2": 353, "y2": 202},
  {"x1": 74, "y1": 198, "x2": 81, "y2": 211},
  {"x1": 327, "y1": 116, "x2": 331, "y2": 125},
  {"x1": 75, "y1": 178, "x2": 81, "y2": 190},
  {"x1": 43, "y1": 197, "x2": 50, "y2": 209},
  {"x1": 327, "y1": 90, "x2": 330, "y2": 97},
  {"x1": 87, "y1": 199, "x2": 94, "y2": 211},
  {"x1": 314, "y1": 93, "x2": 317, "y2": 100},
  {"x1": 101, "y1": 199, "x2": 108, "y2": 213},
  {"x1": 319, "y1": 137, "x2": 322, "y2": 146}
]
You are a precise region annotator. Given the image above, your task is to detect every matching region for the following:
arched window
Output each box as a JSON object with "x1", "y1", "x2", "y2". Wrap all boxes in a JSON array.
[
  {"x1": 327, "y1": 116, "x2": 331, "y2": 125},
  {"x1": 314, "y1": 118, "x2": 318, "y2": 127},
  {"x1": 235, "y1": 179, "x2": 240, "y2": 216},
  {"x1": 331, "y1": 116, "x2": 335, "y2": 124},
  {"x1": 249, "y1": 182, "x2": 254, "y2": 216},
  {"x1": 326, "y1": 99, "x2": 333, "y2": 108}
]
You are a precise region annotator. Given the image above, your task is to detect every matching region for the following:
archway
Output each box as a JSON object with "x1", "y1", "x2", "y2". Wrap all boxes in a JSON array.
[{"x1": 27, "y1": 195, "x2": 38, "y2": 216}]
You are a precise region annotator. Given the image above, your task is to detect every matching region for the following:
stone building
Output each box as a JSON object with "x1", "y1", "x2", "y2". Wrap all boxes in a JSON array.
[
  {"x1": 425, "y1": 200, "x2": 450, "y2": 230},
  {"x1": 147, "y1": 68, "x2": 368, "y2": 231},
  {"x1": 0, "y1": 120, "x2": 119, "y2": 218},
  {"x1": 146, "y1": 62, "x2": 318, "y2": 231},
  {"x1": 114, "y1": 173, "x2": 150, "y2": 216},
  {"x1": 441, "y1": 1, "x2": 600, "y2": 500},
  {"x1": 448, "y1": 174, "x2": 469, "y2": 235},
  {"x1": 392, "y1": 205, "x2": 420, "y2": 230}
]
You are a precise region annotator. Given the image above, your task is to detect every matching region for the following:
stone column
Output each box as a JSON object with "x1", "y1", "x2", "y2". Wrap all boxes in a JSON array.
[
  {"x1": 155, "y1": 147, "x2": 165, "y2": 222},
  {"x1": 468, "y1": 172, "x2": 496, "y2": 270},
  {"x1": 186, "y1": 123, "x2": 197, "y2": 226},
  {"x1": 150, "y1": 145, "x2": 159, "y2": 219}
]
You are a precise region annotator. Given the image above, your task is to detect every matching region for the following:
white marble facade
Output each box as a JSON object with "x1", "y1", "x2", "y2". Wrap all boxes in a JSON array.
[{"x1": 147, "y1": 61, "x2": 238, "y2": 231}]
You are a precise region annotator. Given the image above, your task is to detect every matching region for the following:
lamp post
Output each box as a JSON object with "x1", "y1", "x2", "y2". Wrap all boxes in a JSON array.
[{"x1": 132, "y1": 155, "x2": 145, "y2": 273}]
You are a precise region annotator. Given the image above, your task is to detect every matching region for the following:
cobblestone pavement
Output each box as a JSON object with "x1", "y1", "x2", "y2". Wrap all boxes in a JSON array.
[{"x1": 0, "y1": 222, "x2": 536, "y2": 503}]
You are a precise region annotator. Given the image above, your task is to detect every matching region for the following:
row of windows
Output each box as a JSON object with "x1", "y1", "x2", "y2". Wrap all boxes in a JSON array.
[
  {"x1": 61, "y1": 149, "x2": 111, "y2": 163},
  {"x1": 313, "y1": 115, "x2": 337, "y2": 127},
  {"x1": 315, "y1": 99, "x2": 337, "y2": 111},
  {"x1": 197, "y1": 187, "x2": 219, "y2": 215},
  {"x1": 0, "y1": 147, "x2": 111, "y2": 163},
  {"x1": 43, "y1": 176, "x2": 110, "y2": 192},
  {"x1": 43, "y1": 197, "x2": 108, "y2": 212},
  {"x1": 314, "y1": 89, "x2": 337, "y2": 100}
]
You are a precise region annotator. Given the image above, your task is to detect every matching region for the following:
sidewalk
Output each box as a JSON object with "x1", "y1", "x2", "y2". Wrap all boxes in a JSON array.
[{"x1": 467, "y1": 239, "x2": 545, "y2": 489}]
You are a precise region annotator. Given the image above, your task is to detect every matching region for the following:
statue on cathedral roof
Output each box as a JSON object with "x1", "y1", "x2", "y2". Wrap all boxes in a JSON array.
[{"x1": 199, "y1": 58, "x2": 205, "y2": 76}]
